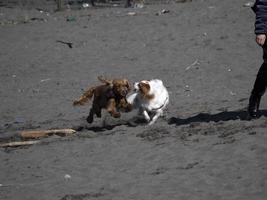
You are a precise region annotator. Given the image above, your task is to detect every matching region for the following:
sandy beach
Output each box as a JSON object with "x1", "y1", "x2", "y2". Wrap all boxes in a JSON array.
[{"x1": 1, "y1": 0, "x2": 267, "y2": 199}]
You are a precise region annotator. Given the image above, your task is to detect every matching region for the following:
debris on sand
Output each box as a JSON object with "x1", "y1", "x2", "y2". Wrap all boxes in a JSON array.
[
  {"x1": 161, "y1": 9, "x2": 170, "y2": 14},
  {"x1": 208, "y1": 6, "x2": 215, "y2": 9},
  {"x1": 230, "y1": 91, "x2": 236, "y2": 96},
  {"x1": 0, "y1": 129, "x2": 76, "y2": 148},
  {"x1": 134, "y1": 3, "x2": 145, "y2": 9},
  {"x1": 82, "y1": 3, "x2": 90, "y2": 8},
  {"x1": 20, "y1": 129, "x2": 76, "y2": 139},
  {"x1": 30, "y1": 17, "x2": 47, "y2": 22},
  {"x1": 40, "y1": 78, "x2": 51, "y2": 83},
  {"x1": 36, "y1": 8, "x2": 50, "y2": 16},
  {"x1": 56, "y1": 40, "x2": 73, "y2": 48},
  {"x1": 176, "y1": 0, "x2": 192, "y2": 3},
  {"x1": 185, "y1": 59, "x2": 200, "y2": 70},
  {"x1": 61, "y1": 192, "x2": 105, "y2": 200},
  {"x1": 156, "y1": 9, "x2": 170, "y2": 16},
  {"x1": 248, "y1": 131, "x2": 257, "y2": 135},
  {"x1": 66, "y1": 16, "x2": 76, "y2": 22},
  {"x1": 14, "y1": 116, "x2": 25, "y2": 124},
  {"x1": 243, "y1": 2, "x2": 254, "y2": 7},
  {"x1": 127, "y1": 12, "x2": 137, "y2": 16},
  {"x1": 177, "y1": 162, "x2": 199, "y2": 170},
  {"x1": 36, "y1": 8, "x2": 45, "y2": 13},
  {"x1": 64, "y1": 174, "x2": 71, "y2": 180},
  {"x1": 0, "y1": 140, "x2": 40, "y2": 148}
]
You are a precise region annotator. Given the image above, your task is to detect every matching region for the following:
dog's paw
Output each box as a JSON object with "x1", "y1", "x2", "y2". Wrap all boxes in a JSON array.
[
  {"x1": 73, "y1": 100, "x2": 81, "y2": 106},
  {"x1": 86, "y1": 116, "x2": 93, "y2": 123},
  {"x1": 144, "y1": 115, "x2": 150, "y2": 122},
  {"x1": 112, "y1": 112, "x2": 121, "y2": 118},
  {"x1": 125, "y1": 104, "x2": 133, "y2": 112},
  {"x1": 148, "y1": 121, "x2": 156, "y2": 126}
]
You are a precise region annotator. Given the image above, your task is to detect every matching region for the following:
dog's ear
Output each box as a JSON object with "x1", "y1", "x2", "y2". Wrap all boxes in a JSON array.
[
  {"x1": 125, "y1": 79, "x2": 131, "y2": 91},
  {"x1": 98, "y1": 76, "x2": 113, "y2": 86},
  {"x1": 139, "y1": 82, "x2": 150, "y2": 92},
  {"x1": 139, "y1": 82, "x2": 154, "y2": 100}
]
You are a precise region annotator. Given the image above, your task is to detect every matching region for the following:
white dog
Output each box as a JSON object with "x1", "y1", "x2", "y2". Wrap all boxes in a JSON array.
[{"x1": 127, "y1": 79, "x2": 169, "y2": 125}]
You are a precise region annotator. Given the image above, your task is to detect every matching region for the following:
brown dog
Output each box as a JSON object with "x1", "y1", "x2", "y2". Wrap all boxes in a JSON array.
[{"x1": 73, "y1": 76, "x2": 132, "y2": 123}]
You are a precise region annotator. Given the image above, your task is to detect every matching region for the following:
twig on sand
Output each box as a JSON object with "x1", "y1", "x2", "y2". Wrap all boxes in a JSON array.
[
  {"x1": 185, "y1": 59, "x2": 200, "y2": 71},
  {"x1": 0, "y1": 140, "x2": 40, "y2": 148},
  {"x1": 56, "y1": 40, "x2": 73, "y2": 48},
  {"x1": 20, "y1": 129, "x2": 76, "y2": 139}
]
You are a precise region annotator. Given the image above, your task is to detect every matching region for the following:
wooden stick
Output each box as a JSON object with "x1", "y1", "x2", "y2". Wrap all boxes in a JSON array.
[
  {"x1": 20, "y1": 129, "x2": 76, "y2": 139},
  {"x1": 0, "y1": 141, "x2": 40, "y2": 148}
]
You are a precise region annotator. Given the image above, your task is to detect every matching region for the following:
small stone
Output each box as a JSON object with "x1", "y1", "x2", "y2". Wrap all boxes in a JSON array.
[
  {"x1": 64, "y1": 174, "x2": 71, "y2": 180},
  {"x1": 243, "y1": 2, "x2": 254, "y2": 7}
]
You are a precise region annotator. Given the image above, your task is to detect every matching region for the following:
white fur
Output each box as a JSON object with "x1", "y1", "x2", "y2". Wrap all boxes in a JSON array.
[{"x1": 127, "y1": 79, "x2": 169, "y2": 125}]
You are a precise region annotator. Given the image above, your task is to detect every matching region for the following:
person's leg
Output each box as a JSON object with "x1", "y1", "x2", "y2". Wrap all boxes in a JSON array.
[
  {"x1": 248, "y1": 45, "x2": 267, "y2": 118},
  {"x1": 125, "y1": 0, "x2": 131, "y2": 7}
]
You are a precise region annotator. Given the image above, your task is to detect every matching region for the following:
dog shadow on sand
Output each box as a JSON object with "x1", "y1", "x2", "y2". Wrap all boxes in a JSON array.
[
  {"x1": 74, "y1": 110, "x2": 267, "y2": 132},
  {"x1": 73, "y1": 117, "x2": 148, "y2": 132},
  {"x1": 168, "y1": 109, "x2": 267, "y2": 126}
]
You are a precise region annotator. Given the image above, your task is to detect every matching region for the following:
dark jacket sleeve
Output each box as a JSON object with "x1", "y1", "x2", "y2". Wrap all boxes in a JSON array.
[{"x1": 252, "y1": 0, "x2": 267, "y2": 34}]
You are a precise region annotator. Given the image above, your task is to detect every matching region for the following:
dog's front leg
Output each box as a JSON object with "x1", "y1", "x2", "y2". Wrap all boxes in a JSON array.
[
  {"x1": 148, "y1": 111, "x2": 162, "y2": 125},
  {"x1": 125, "y1": 102, "x2": 133, "y2": 112},
  {"x1": 142, "y1": 110, "x2": 151, "y2": 122},
  {"x1": 106, "y1": 99, "x2": 121, "y2": 118}
]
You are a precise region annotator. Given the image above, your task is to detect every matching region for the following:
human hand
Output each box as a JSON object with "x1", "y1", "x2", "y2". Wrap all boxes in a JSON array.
[{"x1": 256, "y1": 34, "x2": 266, "y2": 46}]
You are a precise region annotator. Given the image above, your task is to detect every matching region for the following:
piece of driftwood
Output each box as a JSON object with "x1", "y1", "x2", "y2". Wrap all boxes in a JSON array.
[
  {"x1": 0, "y1": 140, "x2": 40, "y2": 148},
  {"x1": 20, "y1": 129, "x2": 76, "y2": 139}
]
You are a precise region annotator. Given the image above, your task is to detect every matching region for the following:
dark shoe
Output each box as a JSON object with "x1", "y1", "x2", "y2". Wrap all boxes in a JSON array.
[
  {"x1": 247, "y1": 95, "x2": 260, "y2": 119},
  {"x1": 124, "y1": 0, "x2": 131, "y2": 7}
]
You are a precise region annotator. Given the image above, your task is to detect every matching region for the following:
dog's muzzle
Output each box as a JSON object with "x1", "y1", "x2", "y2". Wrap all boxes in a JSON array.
[{"x1": 133, "y1": 82, "x2": 140, "y2": 92}]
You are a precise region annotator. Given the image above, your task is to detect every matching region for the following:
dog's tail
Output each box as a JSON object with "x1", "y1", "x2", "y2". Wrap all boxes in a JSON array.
[
  {"x1": 73, "y1": 86, "x2": 96, "y2": 106},
  {"x1": 97, "y1": 76, "x2": 113, "y2": 86}
]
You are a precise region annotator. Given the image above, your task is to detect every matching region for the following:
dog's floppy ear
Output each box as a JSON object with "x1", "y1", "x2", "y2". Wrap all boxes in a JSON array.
[
  {"x1": 139, "y1": 82, "x2": 154, "y2": 100},
  {"x1": 98, "y1": 76, "x2": 113, "y2": 86},
  {"x1": 125, "y1": 79, "x2": 131, "y2": 91}
]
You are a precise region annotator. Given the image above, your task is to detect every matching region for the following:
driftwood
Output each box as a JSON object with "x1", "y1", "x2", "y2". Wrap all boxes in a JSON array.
[
  {"x1": 0, "y1": 141, "x2": 40, "y2": 148},
  {"x1": 20, "y1": 129, "x2": 76, "y2": 139}
]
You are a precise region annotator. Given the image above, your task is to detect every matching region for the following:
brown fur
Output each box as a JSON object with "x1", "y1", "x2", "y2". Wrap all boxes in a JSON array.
[
  {"x1": 73, "y1": 76, "x2": 132, "y2": 123},
  {"x1": 138, "y1": 82, "x2": 155, "y2": 100}
]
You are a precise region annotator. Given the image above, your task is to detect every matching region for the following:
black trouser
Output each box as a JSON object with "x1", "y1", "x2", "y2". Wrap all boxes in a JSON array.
[{"x1": 251, "y1": 44, "x2": 267, "y2": 97}]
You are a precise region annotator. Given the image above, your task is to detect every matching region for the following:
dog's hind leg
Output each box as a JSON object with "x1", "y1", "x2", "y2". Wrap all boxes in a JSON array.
[
  {"x1": 95, "y1": 108, "x2": 102, "y2": 118},
  {"x1": 87, "y1": 108, "x2": 95, "y2": 123}
]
